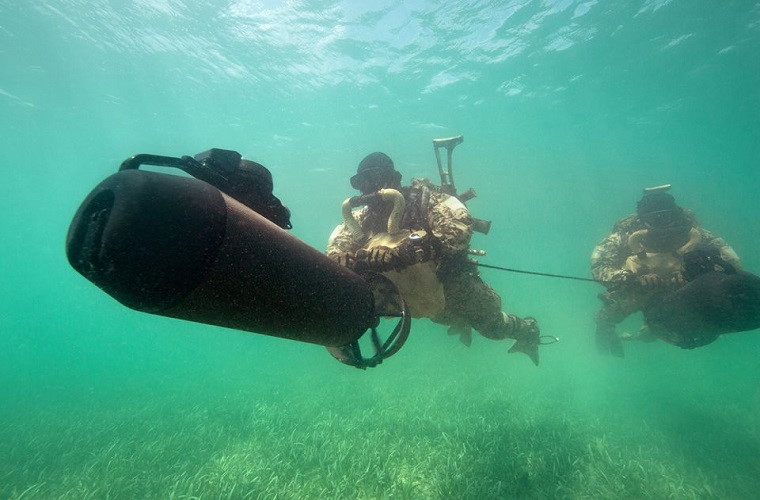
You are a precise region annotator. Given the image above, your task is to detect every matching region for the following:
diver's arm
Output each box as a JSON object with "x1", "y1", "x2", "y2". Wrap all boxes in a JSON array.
[
  {"x1": 427, "y1": 191, "x2": 474, "y2": 259},
  {"x1": 590, "y1": 231, "x2": 632, "y2": 285},
  {"x1": 325, "y1": 223, "x2": 363, "y2": 258},
  {"x1": 697, "y1": 229, "x2": 742, "y2": 270}
]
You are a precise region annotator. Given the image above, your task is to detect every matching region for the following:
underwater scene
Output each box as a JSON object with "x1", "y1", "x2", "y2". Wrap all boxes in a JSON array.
[{"x1": 2, "y1": 0, "x2": 759, "y2": 498}]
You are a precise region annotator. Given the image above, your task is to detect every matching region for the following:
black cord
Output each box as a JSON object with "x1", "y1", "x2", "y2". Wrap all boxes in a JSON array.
[{"x1": 476, "y1": 262, "x2": 604, "y2": 283}]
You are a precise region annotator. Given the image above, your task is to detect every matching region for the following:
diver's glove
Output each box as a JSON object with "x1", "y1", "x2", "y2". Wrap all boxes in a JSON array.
[
  {"x1": 670, "y1": 271, "x2": 685, "y2": 286},
  {"x1": 395, "y1": 231, "x2": 436, "y2": 267},
  {"x1": 329, "y1": 252, "x2": 355, "y2": 269},
  {"x1": 605, "y1": 270, "x2": 634, "y2": 289},
  {"x1": 637, "y1": 273, "x2": 661, "y2": 289},
  {"x1": 354, "y1": 246, "x2": 401, "y2": 273}
]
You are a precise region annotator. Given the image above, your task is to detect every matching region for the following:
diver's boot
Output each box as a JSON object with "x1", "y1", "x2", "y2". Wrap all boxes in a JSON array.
[{"x1": 505, "y1": 314, "x2": 540, "y2": 366}]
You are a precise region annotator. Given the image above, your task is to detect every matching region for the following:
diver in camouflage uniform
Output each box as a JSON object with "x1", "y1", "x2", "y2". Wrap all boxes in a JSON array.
[
  {"x1": 326, "y1": 152, "x2": 542, "y2": 365},
  {"x1": 591, "y1": 185, "x2": 740, "y2": 356}
]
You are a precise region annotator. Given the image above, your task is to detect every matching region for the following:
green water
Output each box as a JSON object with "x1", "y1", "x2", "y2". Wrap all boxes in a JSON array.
[{"x1": 2, "y1": 0, "x2": 759, "y2": 498}]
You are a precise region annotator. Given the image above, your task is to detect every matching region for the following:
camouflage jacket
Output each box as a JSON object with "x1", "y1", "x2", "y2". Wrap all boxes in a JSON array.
[
  {"x1": 590, "y1": 212, "x2": 740, "y2": 285},
  {"x1": 326, "y1": 179, "x2": 473, "y2": 263}
]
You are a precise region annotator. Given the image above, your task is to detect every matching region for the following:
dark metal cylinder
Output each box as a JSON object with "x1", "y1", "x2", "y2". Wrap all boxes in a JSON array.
[
  {"x1": 66, "y1": 169, "x2": 375, "y2": 347},
  {"x1": 645, "y1": 271, "x2": 760, "y2": 340}
]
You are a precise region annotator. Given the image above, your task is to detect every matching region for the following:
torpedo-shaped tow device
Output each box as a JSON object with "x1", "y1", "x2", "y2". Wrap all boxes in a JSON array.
[{"x1": 66, "y1": 149, "x2": 409, "y2": 368}]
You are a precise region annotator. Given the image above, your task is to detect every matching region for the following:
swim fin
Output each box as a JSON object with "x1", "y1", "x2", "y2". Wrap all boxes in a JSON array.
[{"x1": 507, "y1": 317, "x2": 540, "y2": 366}]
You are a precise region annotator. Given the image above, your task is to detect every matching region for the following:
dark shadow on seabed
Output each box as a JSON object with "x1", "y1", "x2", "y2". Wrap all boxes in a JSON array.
[{"x1": 640, "y1": 390, "x2": 760, "y2": 487}]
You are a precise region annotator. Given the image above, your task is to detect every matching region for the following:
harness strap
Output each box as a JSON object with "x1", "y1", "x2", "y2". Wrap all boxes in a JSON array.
[{"x1": 401, "y1": 184, "x2": 431, "y2": 232}]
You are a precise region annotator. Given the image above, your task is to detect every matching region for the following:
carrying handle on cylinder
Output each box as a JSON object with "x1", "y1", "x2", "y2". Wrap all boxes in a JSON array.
[
  {"x1": 120, "y1": 153, "x2": 229, "y2": 186},
  {"x1": 119, "y1": 149, "x2": 292, "y2": 230}
]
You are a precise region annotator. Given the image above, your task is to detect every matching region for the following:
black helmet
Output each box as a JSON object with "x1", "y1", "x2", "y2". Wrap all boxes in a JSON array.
[
  {"x1": 636, "y1": 186, "x2": 692, "y2": 252},
  {"x1": 350, "y1": 152, "x2": 402, "y2": 194},
  {"x1": 637, "y1": 189, "x2": 684, "y2": 229}
]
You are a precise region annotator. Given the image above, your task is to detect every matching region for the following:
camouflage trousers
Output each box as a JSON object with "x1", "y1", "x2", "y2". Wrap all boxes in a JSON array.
[
  {"x1": 595, "y1": 287, "x2": 656, "y2": 333},
  {"x1": 430, "y1": 259, "x2": 519, "y2": 339},
  {"x1": 594, "y1": 287, "x2": 658, "y2": 356}
]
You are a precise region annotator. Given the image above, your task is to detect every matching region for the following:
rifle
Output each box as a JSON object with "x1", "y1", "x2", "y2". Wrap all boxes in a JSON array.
[{"x1": 433, "y1": 135, "x2": 492, "y2": 234}]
